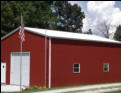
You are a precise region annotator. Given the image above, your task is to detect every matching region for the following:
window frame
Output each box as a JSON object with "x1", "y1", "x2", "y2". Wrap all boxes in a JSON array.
[
  {"x1": 103, "y1": 63, "x2": 109, "y2": 72},
  {"x1": 73, "y1": 63, "x2": 80, "y2": 73}
]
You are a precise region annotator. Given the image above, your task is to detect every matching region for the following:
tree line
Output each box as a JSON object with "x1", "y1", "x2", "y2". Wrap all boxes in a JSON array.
[
  {"x1": 1, "y1": 1, "x2": 85, "y2": 36},
  {"x1": 1, "y1": 1, "x2": 121, "y2": 41}
]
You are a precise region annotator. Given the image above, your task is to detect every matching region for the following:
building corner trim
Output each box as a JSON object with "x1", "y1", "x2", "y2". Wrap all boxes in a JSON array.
[{"x1": 49, "y1": 38, "x2": 51, "y2": 88}]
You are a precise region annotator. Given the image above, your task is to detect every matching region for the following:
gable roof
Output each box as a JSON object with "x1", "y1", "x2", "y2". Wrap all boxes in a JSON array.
[{"x1": 1, "y1": 27, "x2": 121, "y2": 44}]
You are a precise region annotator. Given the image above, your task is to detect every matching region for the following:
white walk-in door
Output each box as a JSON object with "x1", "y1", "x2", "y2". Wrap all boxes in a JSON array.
[
  {"x1": 1, "y1": 62, "x2": 6, "y2": 83},
  {"x1": 10, "y1": 53, "x2": 30, "y2": 86}
]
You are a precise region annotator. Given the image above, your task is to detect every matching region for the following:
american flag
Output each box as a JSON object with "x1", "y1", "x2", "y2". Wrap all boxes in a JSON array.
[{"x1": 19, "y1": 15, "x2": 25, "y2": 42}]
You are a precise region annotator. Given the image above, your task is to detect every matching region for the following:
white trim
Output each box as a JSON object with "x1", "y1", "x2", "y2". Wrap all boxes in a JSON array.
[
  {"x1": 24, "y1": 27, "x2": 121, "y2": 44},
  {"x1": 73, "y1": 64, "x2": 80, "y2": 73},
  {"x1": 1, "y1": 26, "x2": 20, "y2": 40},
  {"x1": 49, "y1": 38, "x2": 51, "y2": 88},
  {"x1": 103, "y1": 63, "x2": 109, "y2": 72},
  {"x1": 1, "y1": 62, "x2": 6, "y2": 84},
  {"x1": 1, "y1": 26, "x2": 121, "y2": 44}
]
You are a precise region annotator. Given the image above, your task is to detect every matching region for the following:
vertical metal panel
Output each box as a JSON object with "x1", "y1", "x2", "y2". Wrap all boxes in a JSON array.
[
  {"x1": 51, "y1": 38, "x2": 121, "y2": 87},
  {"x1": 1, "y1": 31, "x2": 46, "y2": 87},
  {"x1": 1, "y1": 29, "x2": 121, "y2": 88}
]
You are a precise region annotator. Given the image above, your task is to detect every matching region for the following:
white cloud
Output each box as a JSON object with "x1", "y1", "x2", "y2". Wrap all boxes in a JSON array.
[{"x1": 82, "y1": 1, "x2": 121, "y2": 37}]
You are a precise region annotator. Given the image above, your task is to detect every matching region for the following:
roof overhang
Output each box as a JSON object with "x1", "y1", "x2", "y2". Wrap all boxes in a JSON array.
[
  {"x1": 1, "y1": 26, "x2": 20, "y2": 40},
  {"x1": 1, "y1": 26, "x2": 121, "y2": 45}
]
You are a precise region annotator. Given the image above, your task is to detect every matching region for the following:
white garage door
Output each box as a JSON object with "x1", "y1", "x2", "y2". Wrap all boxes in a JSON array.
[
  {"x1": 1, "y1": 62, "x2": 6, "y2": 83},
  {"x1": 10, "y1": 52, "x2": 30, "y2": 86}
]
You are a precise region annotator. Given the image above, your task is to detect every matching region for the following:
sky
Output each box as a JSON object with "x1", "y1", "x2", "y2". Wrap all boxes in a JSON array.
[{"x1": 69, "y1": 1, "x2": 121, "y2": 37}]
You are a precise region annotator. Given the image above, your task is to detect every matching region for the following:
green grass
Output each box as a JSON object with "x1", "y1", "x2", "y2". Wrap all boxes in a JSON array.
[
  {"x1": 1, "y1": 82, "x2": 121, "y2": 93},
  {"x1": 1, "y1": 85, "x2": 82, "y2": 93},
  {"x1": 63, "y1": 86, "x2": 121, "y2": 93},
  {"x1": 2, "y1": 86, "x2": 121, "y2": 93},
  {"x1": 104, "y1": 90, "x2": 121, "y2": 93}
]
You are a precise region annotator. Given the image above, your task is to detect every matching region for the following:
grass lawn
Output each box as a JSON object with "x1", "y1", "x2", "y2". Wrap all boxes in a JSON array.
[
  {"x1": 1, "y1": 85, "x2": 84, "y2": 93},
  {"x1": 104, "y1": 90, "x2": 121, "y2": 93},
  {"x1": 1, "y1": 85, "x2": 80, "y2": 93},
  {"x1": 2, "y1": 87, "x2": 121, "y2": 93},
  {"x1": 1, "y1": 83, "x2": 121, "y2": 93}
]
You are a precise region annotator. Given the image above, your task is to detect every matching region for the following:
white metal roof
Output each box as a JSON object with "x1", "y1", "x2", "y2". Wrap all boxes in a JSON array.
[
  {"x1": 24, "y1": 27, "x2": 121, "y2": 44},
  {"x1": 1, "y1": 26, "x2": 121, "y2": 44}
]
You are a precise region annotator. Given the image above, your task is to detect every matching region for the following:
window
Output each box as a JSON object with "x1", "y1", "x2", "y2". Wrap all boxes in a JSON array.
[
  {"x1": 103, "y1": 63, "x2": 109, "y2": 72},
  {"x1": 73, "y1": 64, "x2": 80, "y2": 73}
]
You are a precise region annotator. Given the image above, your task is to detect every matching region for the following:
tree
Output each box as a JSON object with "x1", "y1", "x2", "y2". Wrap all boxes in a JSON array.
[
  {"x1": 114, "y1": 25, "x2": 121, "y2": 41},
  {"x1": 53, "y1": 1, "x2": 85, "y2": 32},
  {"x1": 102, "y1": 21, "x2": 110, "y2": 38},
  {"x1": 1, "y1": 1, "x2": 85, "y2": 37},
  {"x1": 1, "y1": 1, "x2": 14, "y2": 36},
  {"x1": 97, "y1": 20, "x2": 112, "y2": 38},
  {"x1": 83, "y1": 29, "x2": 92, "y2": 34},
  {"x1": 1, "y1": 1, "x2": 58, "y2": 37}
]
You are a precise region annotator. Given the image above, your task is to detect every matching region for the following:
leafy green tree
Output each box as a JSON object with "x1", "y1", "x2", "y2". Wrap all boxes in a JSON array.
[
  {"x1": 1, "y1": 1, "x2": 85, "y2": 37},
  {"x1": 1, "y1": 1, "x2": 14, "y2": 36},
  {"x1": 1, "y1": 1, "x2": 58, "y2": 37},
  {"x1": 114, "y1": 25, "x2": 121, "y2": 41},
  {"x1": 53, "y1": 1, "x2": 85, "y2": 32}
]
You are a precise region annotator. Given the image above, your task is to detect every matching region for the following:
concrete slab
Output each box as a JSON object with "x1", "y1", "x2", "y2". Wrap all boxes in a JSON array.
[{"x1": 1, "y1": 85, "x2": 26, "y2": 92}]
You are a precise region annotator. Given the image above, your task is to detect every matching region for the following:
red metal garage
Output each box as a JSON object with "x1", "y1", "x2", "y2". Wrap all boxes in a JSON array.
[{"x1": 1, "y1": 27, "x2": 121, "y2": 88}]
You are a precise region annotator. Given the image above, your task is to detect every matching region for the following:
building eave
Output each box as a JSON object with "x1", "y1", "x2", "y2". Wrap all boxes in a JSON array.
[
  {"x1": 1, "y1": 26, "x2": 20, "y2": 40},
  {"x1": 1, "y1": 26, "x2": 121, "y2": 45}
]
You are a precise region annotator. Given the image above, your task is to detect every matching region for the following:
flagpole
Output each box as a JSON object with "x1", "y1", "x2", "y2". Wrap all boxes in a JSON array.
[
  {"x1": 20, "y1": 36, "x2": 22, "y2": 92},
  {"x1": 20, "y1": 14, "x2": 23, "y2": 92}
]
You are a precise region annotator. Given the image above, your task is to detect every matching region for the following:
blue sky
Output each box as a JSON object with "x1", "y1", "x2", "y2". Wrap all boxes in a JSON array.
[
  {"x1": 115, "y1": 1, "x2": 121, "y2": 10},
  {"x1": 69, "y1": 1, "x2": 121, "y2": 37}
]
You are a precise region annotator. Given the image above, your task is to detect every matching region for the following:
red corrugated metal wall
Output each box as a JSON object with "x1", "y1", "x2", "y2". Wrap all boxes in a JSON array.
[
  {"x1": 51, "y1": 38, "x2": 121, "y2": 87},
  {"x1": 1, "y1": 30, "x2": 121, "y2": 88},
  {"x1": 1, "y1": 31, "x2": 46, "y2": 87}
]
